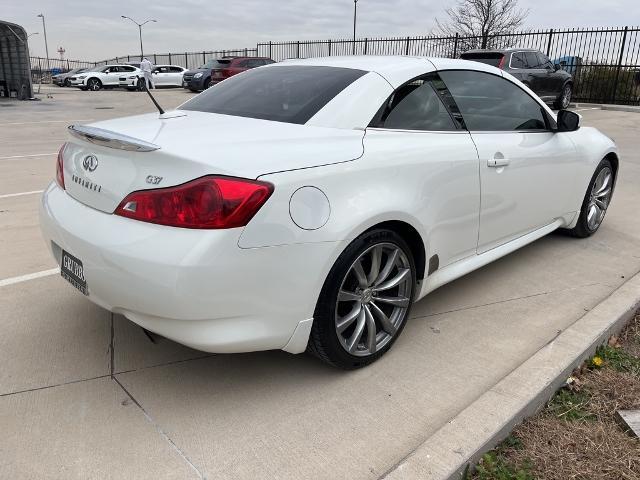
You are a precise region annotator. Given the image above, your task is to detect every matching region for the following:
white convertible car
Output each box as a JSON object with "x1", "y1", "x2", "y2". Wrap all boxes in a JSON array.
[{"x1": 40, "y1": 56, "x2": 618, "y2": 368}]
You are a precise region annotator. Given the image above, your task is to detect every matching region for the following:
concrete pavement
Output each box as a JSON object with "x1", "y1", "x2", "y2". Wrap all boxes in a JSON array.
[{"x1": 1, "y1": 88, "x2": 639, "y2": 479}]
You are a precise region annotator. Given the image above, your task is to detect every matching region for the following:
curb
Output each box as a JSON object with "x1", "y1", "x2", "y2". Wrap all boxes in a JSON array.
[
  {"x1": 382, "y1": 271, "x2": 640, "y2": 480},
  {"x1": 571, "y1": 102, "x2": 640, "y2": 113}
]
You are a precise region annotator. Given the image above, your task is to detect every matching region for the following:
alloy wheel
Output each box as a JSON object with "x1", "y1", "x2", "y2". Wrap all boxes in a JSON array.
[
  {"x1": 88, "y1": 79, "x2": 100, "y2": 91},
  {"x1": 335, "y1": 242, "x2": 413, "y2": 357},
  {"x1": 586, "y1": 166, "x2": 613, "y2": 231}
]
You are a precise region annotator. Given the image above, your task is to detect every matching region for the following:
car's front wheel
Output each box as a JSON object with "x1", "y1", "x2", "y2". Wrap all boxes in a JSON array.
[
  {"x1": 64, "y1": 79, "x2": 71, "y2": 87},
  {"x1": 87, "y1": 78, "x2": 102, "y2": 91},
  {"x1": 567, "y1": 158, "x2": 614, "y2": 238},
  {"x1": 308, "y1": 229, "x2": 416, "y2": 369},
  {"x1": 554, "y1": 83, "x2": 572, "y2": 109}
]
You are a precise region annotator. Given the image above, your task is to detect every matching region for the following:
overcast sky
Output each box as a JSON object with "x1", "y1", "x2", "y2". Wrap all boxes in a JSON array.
[{"x1": 7, "y1": 0, "x2": 633, "y2": 61}]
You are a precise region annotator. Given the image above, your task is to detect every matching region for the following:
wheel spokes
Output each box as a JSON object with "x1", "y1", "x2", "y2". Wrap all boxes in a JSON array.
[
  {"x1": 374, "y1": 295, "x2": 410, "y2": 308},
  {"x1": 374, "y1": 268, "x2": 410, "y2": 292},
  {"x1": 347, "y1": 309, "x2": 366, "y2": 353},
  {"x1": 337, "y1": 303, "x2": 362, "y2": 333},
  {"x1": 352, "y1": 259, "x2": 369, "y2": 289},
  {"x1": 374, "y1": 248, "x2": 399, "y2": 286},
  {"x1": 338, "y1": 290, "x2": 360, "y2": 302},
  {"x1": 369, "y1": 302, "x2": 397, "y2": 335},
  {"x1": 363, "y1": 306, "x2": 377, "y2": 354},
  {"x1": 367, "y1": 246, "x2": 382, "y2": 285}
]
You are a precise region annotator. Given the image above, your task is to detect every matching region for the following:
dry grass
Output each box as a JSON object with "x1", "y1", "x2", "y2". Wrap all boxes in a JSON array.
[{"x1": 473, "y1": 314, "x2": 640, "y2": 480}]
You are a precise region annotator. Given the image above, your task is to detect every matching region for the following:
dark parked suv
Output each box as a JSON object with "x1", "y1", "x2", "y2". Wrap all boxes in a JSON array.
[
  {"x1": 182, "y1": 57, "x2": 275, "y2": 92},
  {"x1": 460, "y1": 49, "x2": 573, "y2": 109}
]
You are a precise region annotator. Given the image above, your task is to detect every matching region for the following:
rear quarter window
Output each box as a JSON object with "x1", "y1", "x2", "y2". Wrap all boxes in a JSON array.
[
  {"x1": 180, "y1": 65, "x2": 367, "y2": 124},
  {"x1": 460, "y1": 52, "x2": 504, "y2": 67}
]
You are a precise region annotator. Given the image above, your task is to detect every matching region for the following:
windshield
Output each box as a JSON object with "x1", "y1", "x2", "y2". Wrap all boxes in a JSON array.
[
  {"x1": 180, "y1": 65, "x2": 366, "y2": 124},
  {"x1": 199, "y1": 59, "x2": 231, "y2": 69},
  {"x1": 85, "y1": 65, "x2": 106, "y2": 72}
]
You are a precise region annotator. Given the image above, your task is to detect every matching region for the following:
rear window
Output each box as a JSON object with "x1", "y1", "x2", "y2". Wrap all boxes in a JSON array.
[
  {"x1": 460, "y1": 52, "x2": 504, "y2": 67},
  {"x1": 200, "y1": 59, "x2": 231, "y2": 69},
  {"x1": 180, "y1": 65, "x2": 367, "y2": 124}
]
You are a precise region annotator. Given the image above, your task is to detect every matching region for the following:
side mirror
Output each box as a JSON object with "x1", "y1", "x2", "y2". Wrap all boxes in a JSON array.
[
  {"x1": 556, "y1": 110, "x2": 580, "y2": 132},
  {"x1": 554, "y1": 63, "x2": 562, "y2": 71}
]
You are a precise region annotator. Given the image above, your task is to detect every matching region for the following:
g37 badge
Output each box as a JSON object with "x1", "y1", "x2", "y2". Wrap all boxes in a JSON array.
[{"x1": 146, "y1": 175, "x2": 163, "y2": 185}]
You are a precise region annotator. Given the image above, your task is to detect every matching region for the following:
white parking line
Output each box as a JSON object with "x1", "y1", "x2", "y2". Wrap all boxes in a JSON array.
[
  {"x1": 574, "y1": 108, "x2": 601, "y2": 112},
  {"x1": 0, "y1": 119, "x2": 92, "y2": 126},
  {"x1": 0, "y1": 268, "x2": 60, "y2": 288},
  {"x1": 0, "y1": 190, "x2": 44, "y2": 199},
  {"x1": 0, "y1": 153, "x2": 57, "y2": 160}
]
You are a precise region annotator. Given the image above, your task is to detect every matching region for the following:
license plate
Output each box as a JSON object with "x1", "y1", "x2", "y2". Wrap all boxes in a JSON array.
[
  {"x1": 183, "y1": 81, "x2": 188, "y2": 87},
  {"x1": 61, "y1": 250, "x2": 88, "y2": 295}
]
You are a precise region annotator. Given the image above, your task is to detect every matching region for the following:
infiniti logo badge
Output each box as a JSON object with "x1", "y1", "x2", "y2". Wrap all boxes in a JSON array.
[{"x1": 82, "y1": 155, "x2": 98, "y2": 172}]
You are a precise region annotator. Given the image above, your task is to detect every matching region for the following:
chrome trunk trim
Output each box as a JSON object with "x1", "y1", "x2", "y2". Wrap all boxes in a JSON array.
[{"x1": 68, "y1": 125, "x2": 161, "y2": 152}]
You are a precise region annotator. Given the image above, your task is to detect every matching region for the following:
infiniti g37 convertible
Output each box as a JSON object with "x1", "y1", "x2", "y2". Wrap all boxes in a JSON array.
[{"x1": 40, "y1": 56, "x2": 618, "y2": 368}]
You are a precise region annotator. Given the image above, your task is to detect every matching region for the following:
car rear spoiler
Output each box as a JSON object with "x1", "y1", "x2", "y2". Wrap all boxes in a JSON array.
[{"x1": 68, "y1": 125, "x2": 161, "y2": 152}]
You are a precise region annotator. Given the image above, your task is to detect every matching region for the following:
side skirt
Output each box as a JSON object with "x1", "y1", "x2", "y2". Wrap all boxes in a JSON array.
[{"x1": 418, "y1": 219, "x2": 564, "y2": 300}]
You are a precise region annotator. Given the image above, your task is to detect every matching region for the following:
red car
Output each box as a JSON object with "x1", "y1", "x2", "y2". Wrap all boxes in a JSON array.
[{"x1": 211, "y1": 57, "x2": 275, "y2": 84}]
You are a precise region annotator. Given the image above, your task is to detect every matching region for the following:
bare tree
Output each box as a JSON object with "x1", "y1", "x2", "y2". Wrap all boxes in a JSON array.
[{"x1": 435, "y1": 0, "x2": 529, "y2": 51}]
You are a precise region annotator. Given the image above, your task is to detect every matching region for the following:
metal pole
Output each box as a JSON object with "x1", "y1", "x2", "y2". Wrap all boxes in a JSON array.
[
  {"x1": 352, "y1": 0, "x2": 358, "y2": 55},
  {"x1": 611, "y1": 26, "x2": 629, "y2": 103},
  {"x1": 139, "y1": 25, "x2": 143, "y2": 58},
  {"x1": 453, "y1": 33, "x2": 459, "y2": 58},
  {"x1": 545, "y1": 28, "x2": 554, "y2": 56},
  {"x1": 37, "y1": 14, "x2": 50, "y2": 81}
]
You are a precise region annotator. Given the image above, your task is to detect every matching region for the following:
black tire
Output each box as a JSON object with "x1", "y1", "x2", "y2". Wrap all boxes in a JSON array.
[
  {"x1": 64, "y1": 79, "x2": 71, "y2": 87},
  {"x1": 307, "y1": 229, "x2": 417, "y2": 369},
  {"x1": 202, "y1": 77, "x2": 211, "y2": 90},
  {"x1": 566, "y1": 158, "x2": 614, "y2": 238},
  {"x1": 87, "y1": 78, "x2": 102, "y2": 91},
  {"x1": 554, "y1": 83, "x2": 572, "y2": 110},
  {"x1": 136, "y1": 78, "x2": 145, "y2": 91}
]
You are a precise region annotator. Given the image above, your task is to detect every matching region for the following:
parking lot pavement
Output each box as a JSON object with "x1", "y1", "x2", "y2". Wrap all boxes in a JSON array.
[{"x1": 1, "y1": 89, "x2": 639, "y2": 479}]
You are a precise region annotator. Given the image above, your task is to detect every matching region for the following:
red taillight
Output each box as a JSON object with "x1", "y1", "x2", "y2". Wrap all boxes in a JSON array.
[
  {"x1": 56, "y1": 143, "x2": 66, "y2": 189},
  {"x1": 114, "y1": 176, "x2": 273, "y2": 229},
  {"x1": 497, "y1": 55, "x2": 506, "y2": 69},
  {"x1": 221, "y1": 68, "x2": 232, "y2": 77}
]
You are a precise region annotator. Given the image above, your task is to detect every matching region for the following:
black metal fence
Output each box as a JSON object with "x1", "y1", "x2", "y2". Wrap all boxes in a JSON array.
[
  {"x1": 97, "y1": 48, "x2": 258, "y2": 69},
  {"x1": 257, "y1": 27, "x2": 640, "y2": 105},
  {"x1": 29, "y1": 27, "x2": 640, "y2": 105},
  {"x1": 29, "y1": 56, "x2": 97, "y2": 83}
]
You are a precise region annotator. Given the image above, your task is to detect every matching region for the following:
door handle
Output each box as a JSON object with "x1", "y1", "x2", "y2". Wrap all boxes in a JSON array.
[{"x1": 487, "y1": 158, "x2": 511, "y2": 168}]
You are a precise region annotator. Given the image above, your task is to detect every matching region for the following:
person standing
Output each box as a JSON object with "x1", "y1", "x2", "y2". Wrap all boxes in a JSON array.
[{"x1": 140, "y1": 57, "x2": 154, "y2": 90}]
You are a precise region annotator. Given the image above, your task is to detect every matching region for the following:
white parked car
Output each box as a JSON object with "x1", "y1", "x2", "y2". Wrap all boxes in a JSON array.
[
  {"x1": 119, "y1": 64, "x2": 188, "y2": 90},
  {"x1": 69, "y1": 64, "x2": 141, "y2": 91},
  {"x1": 40, "y1": 56, "x2": 618, "y2": 368}
]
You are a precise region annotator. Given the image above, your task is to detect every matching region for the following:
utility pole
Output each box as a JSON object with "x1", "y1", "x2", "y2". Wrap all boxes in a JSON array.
[{"x1": 121, "y1": 16, "x2": 157, "y2": 60}]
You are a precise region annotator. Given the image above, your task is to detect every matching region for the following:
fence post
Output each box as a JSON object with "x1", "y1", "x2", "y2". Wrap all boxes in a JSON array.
[
  {"x1": 269, "y1": 41, "x2": 272, "y2": 59},
  {"x1": 203, "y1": 51, "x2": 206, "y2": 63},
  {"x1": 169, "y1": 53, "x2": 172, "y2": 64},
  {"x1": 453, "y1": 33, "x2": 459, "y2": 58},
  {"x1": 364, "y1": 38, "x2": 368, "y2": 55},
  {"x1": 545, "y1": 28, "x2": 554, "y2": 56},
  {"x1": 405, "y1": 36, "x2": 410, "y2": 55},
  {"x1": 611, "y1": 26, "x2": 629, "y2": 103},
  {"x1": 328, "y1": 39, "x2": 332, "y2": 56},
  {"x1": 296, "y1": 41, "x2": 300, "y2": 58},
  {"x1": 185, "y1": 52, "x2": 188, "y2": 67}
]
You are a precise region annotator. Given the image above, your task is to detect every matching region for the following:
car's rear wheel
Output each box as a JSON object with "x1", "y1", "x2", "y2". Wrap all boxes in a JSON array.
[
  {"x1": 567, "y1": 159, "x2": 614, "y2": 238},
  {"x1": 87, "y1": 78, "x2": 102, "y2": 91},
  {"x1": 554, "y1": 83, "x2": 572, "y2": 110},
  {"x1": 308, "y1": 229, "x2": 416, "y2": 369}
]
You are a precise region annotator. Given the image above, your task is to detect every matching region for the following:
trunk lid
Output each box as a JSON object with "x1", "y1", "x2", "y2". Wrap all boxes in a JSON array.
[{"x1": 63, "y1": 110, "x2": 364, "y2": 213}]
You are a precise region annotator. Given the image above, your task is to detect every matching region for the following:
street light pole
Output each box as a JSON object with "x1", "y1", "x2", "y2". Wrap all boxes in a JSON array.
[
  {"x1": 352, "y1": 0, "x2": 359, "y2": 55},
  {"x1": 121, "y1": 16, "x2": 157, "y2": 60},
  {"x1": 36, "y1": 14, "x2": 50, "y2": 72}
]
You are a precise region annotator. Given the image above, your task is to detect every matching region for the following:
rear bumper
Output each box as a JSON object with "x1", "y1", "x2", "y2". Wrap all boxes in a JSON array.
[{"x1": 39, "y1": 182, "x2": 341, "y2": 353}]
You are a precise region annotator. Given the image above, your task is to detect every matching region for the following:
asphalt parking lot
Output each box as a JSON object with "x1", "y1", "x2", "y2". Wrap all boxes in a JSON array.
[{"x1": 1, "y1": 87, "x2": 640, "y2": 479}]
